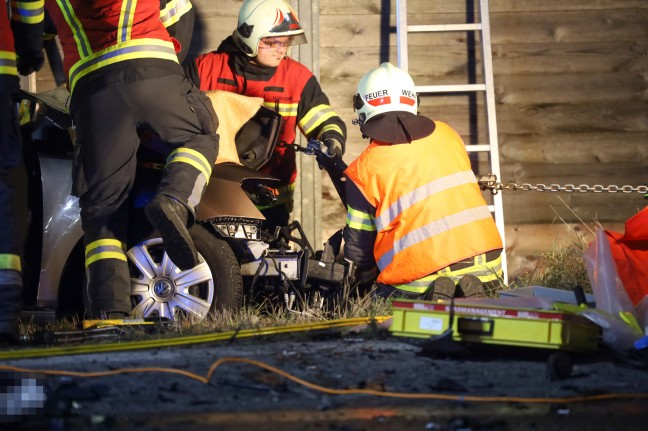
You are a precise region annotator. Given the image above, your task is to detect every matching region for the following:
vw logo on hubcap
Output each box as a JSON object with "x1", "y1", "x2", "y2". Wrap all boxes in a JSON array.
[{"x1": 153, "y1": 278, "x2": 174, "y2": 299}]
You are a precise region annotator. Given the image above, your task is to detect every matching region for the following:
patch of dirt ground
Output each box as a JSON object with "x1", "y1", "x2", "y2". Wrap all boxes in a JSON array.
[{"x1": 1, "y1": 325, "x2": 648, "y2": 430}]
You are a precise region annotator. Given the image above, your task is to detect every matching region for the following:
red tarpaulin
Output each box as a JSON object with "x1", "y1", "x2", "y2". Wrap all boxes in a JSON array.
[{"x1": 604, "y1": 206, "x2": 648, "y2": 305}]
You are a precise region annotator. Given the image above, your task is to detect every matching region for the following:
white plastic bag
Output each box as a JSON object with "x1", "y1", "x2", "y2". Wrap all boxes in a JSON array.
[
  {"x1": 583, "y1": 229, "x2": 643, "y2": 352},
  {"x1": 584, "y1": 229, "x2": 636, "y2": 320}
]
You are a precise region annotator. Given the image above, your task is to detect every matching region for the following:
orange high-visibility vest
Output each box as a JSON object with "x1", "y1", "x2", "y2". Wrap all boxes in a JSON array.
[{"x1": 344, "y1": 121, "x2": 503, "y2": 286}]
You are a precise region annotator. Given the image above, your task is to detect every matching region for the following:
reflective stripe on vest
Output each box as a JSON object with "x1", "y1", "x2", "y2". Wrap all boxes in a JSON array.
[
  {"x1": 377, "y1": 205, "x2": 493, "y2": 271},
  {"x1": 85, "y1": 239, "x2": 127, "y2": 268},
  {"x1": 160, "y1": 0, "x2": 192, "y2": 28},
  {"x1": 375, "y1": 170, "x2": 476, "y2": 232}
]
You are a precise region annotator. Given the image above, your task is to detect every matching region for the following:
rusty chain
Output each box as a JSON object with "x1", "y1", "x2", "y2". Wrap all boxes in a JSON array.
[{"x1": 476, "y1": 174, "x2": 648, "y2": 196}]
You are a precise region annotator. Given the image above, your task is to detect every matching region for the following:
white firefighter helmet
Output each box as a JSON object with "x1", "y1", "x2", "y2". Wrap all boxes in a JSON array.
[
  {"x1": 353, "y1": 62, "x2": 418, "y2": 125},
  {"x1": 233, "y1": 0, "x2": 307, "y2": 57}
]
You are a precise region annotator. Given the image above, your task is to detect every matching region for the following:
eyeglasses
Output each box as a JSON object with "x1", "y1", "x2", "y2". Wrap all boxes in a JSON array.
[{"x1": 258, "y1": 40, "x2": 291, "y2": 52}]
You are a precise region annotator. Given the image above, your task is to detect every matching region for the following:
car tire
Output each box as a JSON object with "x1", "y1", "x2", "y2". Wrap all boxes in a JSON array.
[
  {"x1": 128, "y1": 224, "x2": 243, "y2": 321},
  {"x1": 190, "y1": 224, "x2": 243, "y2": 312}
]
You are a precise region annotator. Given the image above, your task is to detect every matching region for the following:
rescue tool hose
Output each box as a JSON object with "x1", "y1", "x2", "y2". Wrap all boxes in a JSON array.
[{"x1": 1, "y1": 356, "x2": 647, "y2": 405}]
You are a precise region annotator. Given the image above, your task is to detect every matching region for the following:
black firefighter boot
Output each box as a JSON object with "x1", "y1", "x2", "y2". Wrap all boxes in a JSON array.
[
  {"x1": 145, "y1": 194, "x2": 198, "y2": 270},
  {"x1": 0, "y1": 270, "x2": 23, "y2": 344}
]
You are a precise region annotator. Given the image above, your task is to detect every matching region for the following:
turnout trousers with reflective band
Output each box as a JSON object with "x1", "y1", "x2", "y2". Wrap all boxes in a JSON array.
[
  {"x1": 0, "y1": 81, "x2": 23, "y2": 275},
  {"x1": 344, "y1": 121, "x2": 503, "y2": 288},
  {"x1": 72, "y1": 72, "x2": 218, "y2": 317},
  {"x1": 392, "y1": 250, "x2": 503, "y2": 295}
]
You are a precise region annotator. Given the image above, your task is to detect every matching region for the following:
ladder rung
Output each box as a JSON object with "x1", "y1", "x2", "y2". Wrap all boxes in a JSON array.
[
  {"x1": 416, "y1": 84, "x2": 486, "y2": 93},
  {"x1": 407, "y1": 23, "x2": 482, "y2": 33},
  {"x1": 465, "y1": 145, "x2": 490, "y2": 152}
]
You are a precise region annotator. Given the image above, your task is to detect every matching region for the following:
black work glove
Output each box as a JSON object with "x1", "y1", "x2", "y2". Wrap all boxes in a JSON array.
[
  {"x1": 323, "y1": 138, "x2": 344, "y2": 158},
  {"x1": 17, "y1": 51, "x2": 45, "y2": 76}
]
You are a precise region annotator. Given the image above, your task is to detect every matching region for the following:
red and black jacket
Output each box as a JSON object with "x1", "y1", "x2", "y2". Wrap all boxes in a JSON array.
[
  {"x1": 1, "y1": 0, "x2": 44, "y2": 91},
  {"x1": 44, "y1": 0, "x2": 183, "y2": 104}
]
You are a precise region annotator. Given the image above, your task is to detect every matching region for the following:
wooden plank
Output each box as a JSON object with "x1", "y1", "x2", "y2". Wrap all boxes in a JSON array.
[
  {"x1": 501, "y1": 162, "x2": 648, "y2": 184},
  {"x1": 502, "y1": 191, "x2": 646, "y2": 224},
  {"x1": 320, "y1": 10, "x2": 648, "y2": 47},
  {"x1": 498, "y1": 72, "x2": 647, "y2": 105},
  {"x1": 322, "y1": 0, "x2": 648, "y2": 15},
  {"x1": 496, "y1": 101, "x2": 648, "y2": 135},
  {"x1": 499, "y1": 161, "x2": 647, "y2": 224},
  {"x1": 321, "y1": 42, "x2": 648, "y2": 81},
  {"x1": 190, "y1": 0, "x2": 241, "y2": 16},
  {"x1": 500, "y1": 132, "x2": 648, "y2": 164},
  {"x1": 492, "y1": 41, "x2": 648, "y2": 75}
]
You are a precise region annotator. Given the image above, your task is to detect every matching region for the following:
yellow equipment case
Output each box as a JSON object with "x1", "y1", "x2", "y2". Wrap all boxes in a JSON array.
[{"x1": 390, "y1": 299, "x2": 600, "y2": 353}]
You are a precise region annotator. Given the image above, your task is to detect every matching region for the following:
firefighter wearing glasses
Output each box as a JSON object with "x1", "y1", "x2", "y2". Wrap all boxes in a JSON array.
[
  {"x1": 1, "y1": 0, "x2": 44, "y2": 342},
  {"x1": 344, "y1": 63, "x2": 504, "y2": 300},
  {"x1": 184, "y1": 0, "x2": 346, "y2": 230}
]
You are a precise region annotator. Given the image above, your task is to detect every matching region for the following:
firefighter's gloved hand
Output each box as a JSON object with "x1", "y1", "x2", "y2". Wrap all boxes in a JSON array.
[
  {"x1": 17, "y1": 51, "x2": 45, "y2": 76},
  {"x1": 323, "y1": 138, "x2": 344, "y2": 158}
]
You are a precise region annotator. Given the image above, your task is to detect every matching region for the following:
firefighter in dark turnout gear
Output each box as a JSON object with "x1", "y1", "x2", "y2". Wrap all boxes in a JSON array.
[
  {"x1": 344, "y1": 63, "x2": 503, "y2": 300},
  {"x1": 184, "y1": 0, "x2": 346, "y2": 230},
  {"x1": 44, "y1": 0, "x2": 220, "y2": 319},
  {"x1": 0, "y1": 0, "x2": 44, "y2": 342}
]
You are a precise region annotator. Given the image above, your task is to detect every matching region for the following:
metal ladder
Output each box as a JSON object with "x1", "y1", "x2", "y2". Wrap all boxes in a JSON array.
[{"x1": 395, "y1": 0, "x2": 508, "y2": 282}]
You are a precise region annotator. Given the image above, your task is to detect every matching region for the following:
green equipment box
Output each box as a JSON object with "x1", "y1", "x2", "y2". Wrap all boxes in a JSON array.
[{"x1": 390, "y1": 299, "x2": 600, "y2": 353}]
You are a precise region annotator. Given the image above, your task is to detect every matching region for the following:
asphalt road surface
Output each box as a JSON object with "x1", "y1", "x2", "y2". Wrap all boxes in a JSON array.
[{"x1": 1, "y1": 327, "x2": 648, "y2": 430}]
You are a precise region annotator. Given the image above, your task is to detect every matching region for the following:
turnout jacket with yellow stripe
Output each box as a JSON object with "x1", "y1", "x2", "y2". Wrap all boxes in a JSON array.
[
  {"x1": 185, "y1": 36, "x2": 346, "y2": 184},
  {"x1": 45, "y1": 0, "x2": 182, "y2": 98},
  {"x1": 343, "y1": 121, "x2": 502, "y2": 286},
  {"x1": 1, "y1": 0, "x2": 44, "y2": 91}
]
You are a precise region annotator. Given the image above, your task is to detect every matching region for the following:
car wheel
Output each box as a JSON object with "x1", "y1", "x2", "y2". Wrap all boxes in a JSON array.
[{"x1": 127, "y1": 225, "x2": 242, "y2": 321}]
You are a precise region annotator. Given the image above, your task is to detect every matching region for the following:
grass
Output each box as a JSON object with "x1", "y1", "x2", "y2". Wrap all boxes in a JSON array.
[
  {"x1": 19, "y1": 238, "x2": 593, "y2": 344},
  {"x1": 18, "y1": 287, "x2": 393, "y2": 344},
  {"x1": 513, "y1": 241, "x2": 591, "y2": 294}
]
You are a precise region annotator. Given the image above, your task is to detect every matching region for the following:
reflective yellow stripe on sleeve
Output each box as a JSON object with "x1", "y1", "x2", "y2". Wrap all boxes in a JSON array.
[
  {"x1": 160, "y1": 0, "x2": 193, "y2": 28},
  {"x1": 10, "y1": 0, "x2": 45, "y2": 24},
  {"x1": 0, "y1": 52, "x2": 18, "y2": 76},
  {"x1": 299, "y1": 104, "x2": 337, "y2": 136},
  {"x1": 346, "y1": 206, "x2": 375, "y2": 232},
  {"x1": 316, "y1": 123, "x2": 344, "y2": 138}
]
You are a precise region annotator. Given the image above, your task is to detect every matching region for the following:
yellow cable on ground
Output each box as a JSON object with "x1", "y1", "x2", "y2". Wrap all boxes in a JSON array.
[
  {"x1": 0, "y1": 356, "x2": 647, "y2": 405},
  {"x1": 0, "y1": 316, "x2": 392, "y2": 361}
]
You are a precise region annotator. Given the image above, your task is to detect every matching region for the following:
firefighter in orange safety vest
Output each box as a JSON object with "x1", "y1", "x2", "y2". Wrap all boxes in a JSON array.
[
  {"x1": 1, "y1": 0, "x2": 44, "y2": 342},
  {"x1": 44, "y1": 0, "x2": 220, "y2": 319},
  {"x1": 343, "y1": 63, "x2": 504, "y2": 300},
  {"x1": 183, "y1": 0, "x2": 347, "y2": 231}
]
